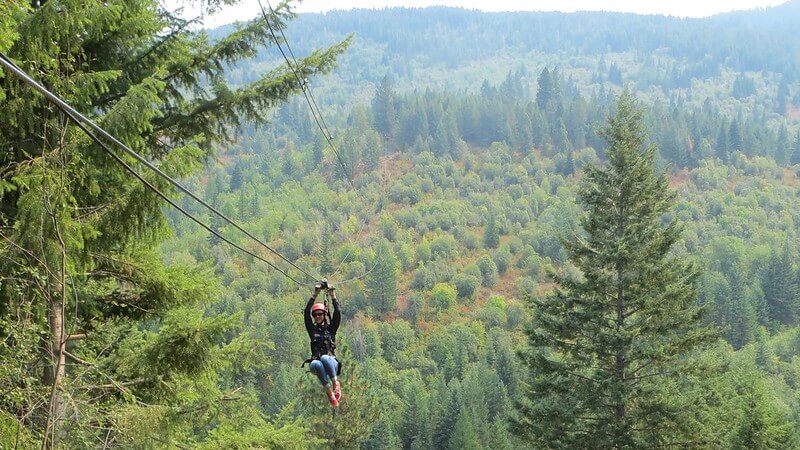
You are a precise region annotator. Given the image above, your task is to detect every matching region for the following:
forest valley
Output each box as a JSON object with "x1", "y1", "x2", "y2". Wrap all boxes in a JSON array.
[{"x1": 2, "y1": 0, "x2": 800, "y2": 448}]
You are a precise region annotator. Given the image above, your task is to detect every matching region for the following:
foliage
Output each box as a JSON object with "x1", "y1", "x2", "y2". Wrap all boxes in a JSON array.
[
  {"x1": 0, "y1": 0, "x2": 348, "y2": 445},
  {"x1": 512, "y1": 92, "x2": 717, "y2": 448},
  {"x1": 296, "y1": 355, "x2": 380, "y2": 448},
  {"x1": 5, "y1": 3, "x2": 800, "y2": 448}
]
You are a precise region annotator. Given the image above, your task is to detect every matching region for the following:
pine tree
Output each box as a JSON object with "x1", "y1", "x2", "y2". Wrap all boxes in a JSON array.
[
  {"x1": 372, "y1": 73, "x2": 398, "y2": 140},
  {"x1": 448, "y1": 408, "x2": 482, "y2": 450},
  {"x1": 761, "y1": 246, "x2": 798, "y2": 326},
  {"x1": 297, "y1": 351, "x2": 380, "y2": 448},
  {"x1": 729, "y1": 119, "x2": 744, "y2": 153},
  {"x1": 365, "y1": 240, "x2": 399, "y2": 314},
  {"x1": 0, "y1": 0, "x2": 349, "y2": 445},
  {"x1": 399, "y1": 378, "x2": 431, "y2": 449},
  {"x1": 536, "y1": 67, "x2": 554, "y2": 110},
  {"x1": 208, "y1": 200, "x2": 224, "y2": 247},
  {"x1": 363, "y1": 417, "x2": 402, "y2": 450},
  {"x1": 483, "y1": 213, "x2": 500, "y2": 249},
  {"x1": 716, "y1": 120, "x2": 730, "y2": 162},
  {"x1": 512, "y1": 91, "x2": 716, "y2": 448},
  {"x1": 553, "y1": 117, "x2": 572, "y2": 152},
  {"x1": 730, "y1": 365, "x2": 798, "y2": 449},
  {"x1": 791, "y1": 130, "x2": 800, "y2": 165},
  {"x1": 432, "y1": 377, "x2": 461, "y2": 449},
  {"x1": 319, "y1": 225, "x2": 336, "y2": 277},
  {"x1": 776, "y1": 124, "x2": 790, "y2": 165}
]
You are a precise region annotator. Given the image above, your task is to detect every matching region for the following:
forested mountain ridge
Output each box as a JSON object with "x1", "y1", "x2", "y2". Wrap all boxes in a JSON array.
[
  {"x1": 3, "y1": 1, "x2": 800, "y2": 447},
  {"x1": 313, "y1": 3, "x2": 800, "y2": 76},
  {"x1": 216, "y1": 3, "x2": 800, "y2": 170},
  {"x1": 220, "y1": 2, "x2": 800, "y2": 89},
  {"x1": 172, "y1": 4, "x2": 800, "y2": 447}
]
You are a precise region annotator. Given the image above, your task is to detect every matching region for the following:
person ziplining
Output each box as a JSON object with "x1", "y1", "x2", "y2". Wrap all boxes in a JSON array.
[{"x1": 303, "y1": 279, "x2": 342, "y2": 407}]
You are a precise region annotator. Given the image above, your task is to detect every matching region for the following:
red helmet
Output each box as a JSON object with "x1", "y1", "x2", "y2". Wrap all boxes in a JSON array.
[{"x1": 311, "y1": 303, "x2": 327, "y2": 313}]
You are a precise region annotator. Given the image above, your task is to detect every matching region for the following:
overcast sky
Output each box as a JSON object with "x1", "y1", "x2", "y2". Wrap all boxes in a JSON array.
[{"x1": 167, "y1": 0, "x2": 790, "y2": 28}]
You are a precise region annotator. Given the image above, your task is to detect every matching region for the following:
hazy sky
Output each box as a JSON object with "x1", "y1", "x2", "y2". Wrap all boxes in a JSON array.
[{"x1": 168, "y1": 0, "x2": 790, "y2": 28}]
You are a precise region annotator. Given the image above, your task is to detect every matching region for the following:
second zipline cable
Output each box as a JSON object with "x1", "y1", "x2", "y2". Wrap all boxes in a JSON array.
[
  {"x1": 0, "y1": 52, "x2": 317, "y2": 285},
  {"x1": 0, "y1": 52, "x2": 319, "y2": 282}
]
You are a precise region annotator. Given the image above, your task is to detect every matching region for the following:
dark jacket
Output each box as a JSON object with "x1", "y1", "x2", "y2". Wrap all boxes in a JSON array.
[{"x1": 304, "y1": 296, "x2": 341, "y2": 360}]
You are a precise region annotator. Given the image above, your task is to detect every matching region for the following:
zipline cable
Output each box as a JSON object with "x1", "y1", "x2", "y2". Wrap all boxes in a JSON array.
[
  {"x1": 255, "y1": 2, "x2": 390, "y2": 283},
  {"x1": 255, "y1": 0, "x2": 356, "y2": 190},
  {"x1": 0, "y1": 52, "x2": 303, "y2": 284},
  {"x1": 263, "y1": 0, "x2": 339, "y2": 168},
  {"x1": 0, "y1": 52, "x2": 319, "y2": 284},
  {"x1": 80, "y1": 118, "x2": 305, "y2": 285}
]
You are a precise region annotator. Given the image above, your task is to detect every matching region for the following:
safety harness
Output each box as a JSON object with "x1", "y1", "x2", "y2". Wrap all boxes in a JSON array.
[{"x1": 302, "y1": 288, "x2": 342, "y2": 375}]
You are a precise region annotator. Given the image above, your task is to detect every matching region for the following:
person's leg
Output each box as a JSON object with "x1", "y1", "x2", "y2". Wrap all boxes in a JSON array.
[
  {"x1": 309, "y1": 360, "x2": 330, "y2": 386},
  {"x1": 320, "y1": 355, "x2": 341, "y2": 400},
  {"x1": 320, "y1": 355, "x2": 339, "y2": 380},
  {"x1": 311, "y1": 358, "x2": 338, "y2": 407}
]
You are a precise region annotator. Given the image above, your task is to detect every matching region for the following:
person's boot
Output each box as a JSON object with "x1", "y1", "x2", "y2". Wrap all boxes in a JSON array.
[
  {"x1": 326, "y1": 386, "x2": 339, "y2": 408},
  {"x1": 333, "y1": 378, "x2": 342, "y2": 402}
]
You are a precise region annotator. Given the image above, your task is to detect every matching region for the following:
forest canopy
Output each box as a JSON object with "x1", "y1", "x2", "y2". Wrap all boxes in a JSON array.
[{"x1": 2, "y1": 1, "x2": 800, "y2": 448}]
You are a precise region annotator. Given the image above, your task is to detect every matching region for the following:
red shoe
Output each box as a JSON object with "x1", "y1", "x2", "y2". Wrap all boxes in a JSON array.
[
  {"x1": 326, "y1": 387, "x2": 339, "y2": 408},
  {"x1": 333, "y1": 379, "x2": 342, "y2": 402}
]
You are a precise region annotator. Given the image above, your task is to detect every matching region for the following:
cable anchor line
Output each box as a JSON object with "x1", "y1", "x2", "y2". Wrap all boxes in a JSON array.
[{"x1": 0, "y1": 52, "x2": 318, "y2": 285}]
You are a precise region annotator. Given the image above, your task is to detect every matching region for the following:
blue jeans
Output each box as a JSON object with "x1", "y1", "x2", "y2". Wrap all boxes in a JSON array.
[{"x1": 309, "y1": 355, "x2": 339, "y2": 386}]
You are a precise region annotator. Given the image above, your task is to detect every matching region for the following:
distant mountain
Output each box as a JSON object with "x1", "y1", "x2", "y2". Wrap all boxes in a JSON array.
[{"x1": 211, "y1": 2, "x2": 799, "y2": 87}]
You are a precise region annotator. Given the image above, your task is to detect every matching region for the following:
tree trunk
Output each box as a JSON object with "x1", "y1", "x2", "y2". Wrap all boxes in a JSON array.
[
  {"x1": 44, "y1": 290, "x2": 67, "y2": 449},
  {"x1": 615, "y1": 202, "x2": 627, "y2": 448},
  {"x1": 43, "y1": 183, "x2": 68, "y2": 449}
]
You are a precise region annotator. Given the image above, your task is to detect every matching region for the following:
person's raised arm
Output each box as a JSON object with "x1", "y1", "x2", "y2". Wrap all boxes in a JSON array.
[
  {"x1": 329, "y1": 286, "x2": 341, "y2": 333},
  {"x1": 304, "y1": 284, "x2": 322, "y2": 334}
]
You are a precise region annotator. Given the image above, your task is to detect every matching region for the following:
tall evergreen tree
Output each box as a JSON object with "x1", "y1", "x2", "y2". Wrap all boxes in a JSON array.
[
  {"x1": 729, "y1": 119, "x2": 744, "y2": 153},
  {"x1": 365, "y1": 240, "x2": 399, "y2": 314},
  {"x1": 432, "y1": 377, "x2": 461, "y2": 449},
  {"x1": 448, "y1": 407, "x2": 482, "y2": 450},
  {"x1": 399, "y1": 378, "x2": 431, "y2": 449},
  {"x1": 372, "y1": 73, "x2": 398, "y2": 140},
  {"x1": 512, "y1": 91, "x2": 715, "y2": 448},
  {"x1": 483, "y1": 213, "x2": 500, "y2": 249},
  {"x1": 791, "y1": 130, "x2": 800, "y2": 165},
  {"x1": 761, "y1": 246, "x2": 798, "y2": 326},
  {"x1": 319, "y1": 225, "x2": 336, "y2": 277},
  {"x1": 776, "y1": 124, "x2": 791, "y2": 165},
  {"x1": 716, "y1": 120, "x2": 730, "y2": 162},
  {"x1": 536, "y1": 67, "x2": 554, "y2": 110}
]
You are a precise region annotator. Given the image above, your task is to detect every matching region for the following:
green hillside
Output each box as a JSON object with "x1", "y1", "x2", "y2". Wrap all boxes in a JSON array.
[{"x1": 3, "y1": 1, "x2": 800, "y2": 447}]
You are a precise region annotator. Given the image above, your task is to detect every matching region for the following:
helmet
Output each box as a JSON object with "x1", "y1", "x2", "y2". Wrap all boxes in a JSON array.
[{"x1": 311, "y1": 303, "x2": 327, "y2": 313}]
